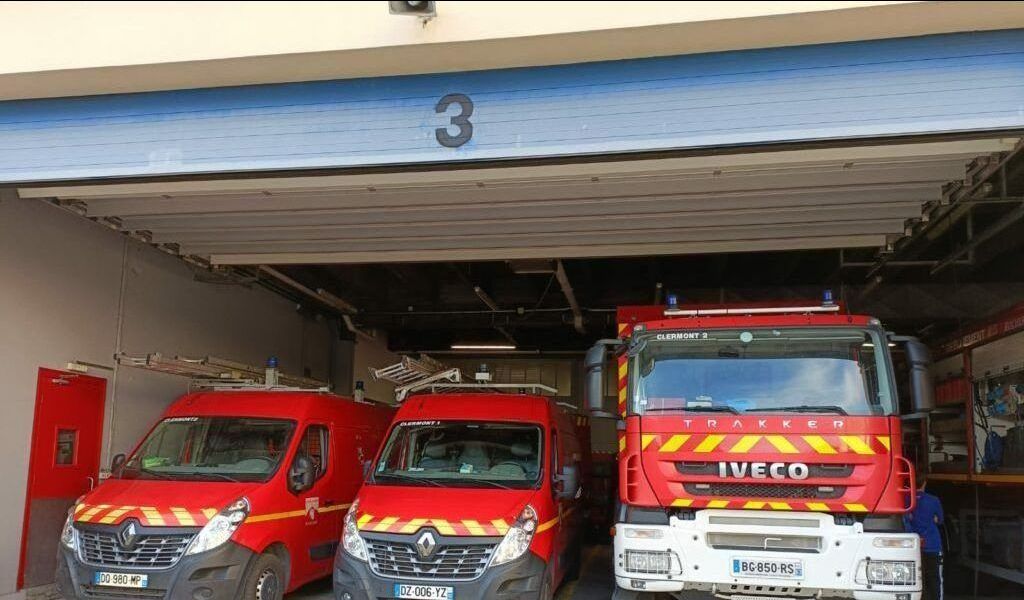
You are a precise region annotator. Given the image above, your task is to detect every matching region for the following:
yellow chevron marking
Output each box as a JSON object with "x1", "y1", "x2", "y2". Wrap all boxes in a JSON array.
[
  {"x1": 374, "y1": 516, "x2": 399, "y2": 532},
  {"x1": 659, "y1": 435, "x2": 690, "y2": 453},
  {"x1": 171, "y1": 507, "x2": 196, "y2": 526},
  {"x1": 707, "y1": 500, "x2": 729, "y2": 509},
  {"x1": 432, "y1": 519, "x2": 456, "y2": 535},
  {"x1": 618, "y1": 323, "x2": 628, "y2": 335},
  {"x1": 357, "y1": 514, "x2": 374, "y2": 528},
  {"x1": 803, "y1": 435, "x2": 837, "y2": 454},
  {"x1": 140, "y1": 507, "x2": 164, "y2": 526},
  {"x1": 769, "y1": 502, "x2": 792, "y2": 511},
  {"x1": 806, "y1": 503, "x2": 830, "y2": 511},
  {"x1": 640, "y1": 435, "x2": 657, "y2": 450},
  {"x1": 694, "y1": 434, "x2": 726, "y2": 453},
  {"x1": 462, "y1": 520, "x2": 486, "y2": 535},
  {"x1": 876, "y1": 436, "x2": 891, "y2": 451},
  {"x1": 77, "y1": 504, "x2": 110, "y2": 523},
  {"x1": 74, "y1": 503, "x2": 88, "y2": 516},
  {"x1": 840, "y1": 436, "x2": 875, "y2": 455},
  {"x1": 618, "y1": 437, "x2": 626, "y2": 452},
  {"x1": 399, "y1": 518, "x2": 429, "y2": 534},
  {"x1": 671, "y1": 499, "x2": 693, "y2": 508},
  {"x1": 618, "y1": 362, "x2": 628, "y2": 380},
  {"x1": 98, "y1": 506, "x2": 134, "y2": 524},
  {"x1": 618, "y1": 387, "x2": 626, "y2": 402},
  {"x1": 728, "y1": 435, "x2": 762, "y2": 453},
  {"x1": 845, "y1": 503, "x2": 869, "y2": 512},
  {"x1": 202, "y1": 508, "x2": 218, "y2": 520},
  {"x1": 765, "y1": 435, "x2": 800, "y2": 454},
  {"x1": 491, "y1": 519, "x2": 510, "y2": 535},
  {"x1": 744, "y1": 501, "x2": 766, "y2": 509}
]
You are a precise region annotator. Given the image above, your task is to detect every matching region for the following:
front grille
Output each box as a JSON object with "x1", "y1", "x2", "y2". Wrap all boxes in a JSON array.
[
  {"x1": 707, "y1": 532, "x2": 822, "y2": 553},
  {"x1": 78, "y1": 529, "x2": 194, "y2": 569},
  {"x1": 367, "y1": 540, "x2": 495, "y2": 581},
  {"x1": 622, "y1": 550, "x2": 683, "y2": 575},
  {"x1": 684, "y1": 483, "x2": 845, "y2": 499},
  {"x1": 81, "y1": 585, "x2": 166, "y2": 599}
]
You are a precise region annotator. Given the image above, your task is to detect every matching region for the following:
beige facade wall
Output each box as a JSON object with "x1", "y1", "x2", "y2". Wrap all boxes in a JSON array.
[{"x1": 2, "y1": 1, "x2": 1024, "y2": 99}]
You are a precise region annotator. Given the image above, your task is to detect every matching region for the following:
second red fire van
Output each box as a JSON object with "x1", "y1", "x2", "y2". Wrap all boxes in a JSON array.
[
  {"x1": 333, "y1": 391, "x2": 587, "y2": 600},
  {"x1": 56, "y1": 388, "x2": 393, "y2": 600}
]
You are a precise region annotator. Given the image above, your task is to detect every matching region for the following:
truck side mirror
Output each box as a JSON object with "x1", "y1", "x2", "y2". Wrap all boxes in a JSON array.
[
  {"x1": 555, "y1": 464, "x2": 580, "y2": 500},
  {"x1": 288, "y1": 454, "x2": 315, "y2": 493},
  {"x1": 585, "y1": 339, "x2": 623, "y2": 418},
  {"x1": 893, "y1": 335, "x2": 935, "y2": 414},
  {"x1": 110, "y1": 453, "x2": 126, "y2": 475}
]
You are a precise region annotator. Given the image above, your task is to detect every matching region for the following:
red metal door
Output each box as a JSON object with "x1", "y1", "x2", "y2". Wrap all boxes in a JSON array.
[{"x1": 19, "y1": 368, "x2": 106, "y2": 589}]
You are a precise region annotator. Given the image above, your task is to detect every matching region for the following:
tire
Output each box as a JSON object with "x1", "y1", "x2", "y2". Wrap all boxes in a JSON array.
[{"x1": 241, "y1": 553, "x2": 286, "y2": 600}]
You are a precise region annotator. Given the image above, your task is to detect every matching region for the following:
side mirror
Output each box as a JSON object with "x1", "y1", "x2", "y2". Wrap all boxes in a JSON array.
[
  {"x1": 893, "y1": 335, "x2": 935, "y2": 414},
  {"x1": 288, "y1": 454, "x2": 315, "y2": 493},
  {"x1": 585, "y1": 339, "x2": 623, "y2": 418},
  {"x1": 555, "y1": 464, "x2": 580, "y2": 500},
  {"x1": 110, "y1": 453, "x2": 126, "y2": 475}
]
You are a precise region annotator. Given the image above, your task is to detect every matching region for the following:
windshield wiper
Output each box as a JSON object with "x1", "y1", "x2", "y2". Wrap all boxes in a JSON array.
[
  {"x1": 462, "y1": 478, "x2": 512, "y2": 490},
  {"x1": 139, "y1": 467, "x2": 173, "y2": 480},
  {"x1": 644, "y1": 405, "x2": 739, "y2": 414},
  {"x1": 747, "y1": 405, "x2": 849, "y2": 415},
  {"x1": 189, "y1": 472, "x2": 242, "y2": 483},
  {"x1": 374, "y1": 472, "x2": 446, "y2": 487}
]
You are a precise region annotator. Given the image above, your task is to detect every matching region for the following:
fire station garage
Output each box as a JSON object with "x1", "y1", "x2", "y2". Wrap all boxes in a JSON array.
[{"x1": 4, "y1": 3, "x2": 1024, "y2": 600}]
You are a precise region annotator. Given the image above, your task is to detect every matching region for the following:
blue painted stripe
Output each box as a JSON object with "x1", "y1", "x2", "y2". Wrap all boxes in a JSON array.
[{"x1": 1, "y1": 29, "x2": 1023, "y2": 182}]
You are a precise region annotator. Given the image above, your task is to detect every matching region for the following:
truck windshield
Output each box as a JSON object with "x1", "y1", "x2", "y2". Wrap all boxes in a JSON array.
[
  {"x1": 373, "y1": 421, "x2": 542, "y2": 489},
  {"x1": 632, "y1": 327, "x2": 895, "y2": 416},
  {"x1": 119, "y1": 417, "x2": 295, "y2": 482}
]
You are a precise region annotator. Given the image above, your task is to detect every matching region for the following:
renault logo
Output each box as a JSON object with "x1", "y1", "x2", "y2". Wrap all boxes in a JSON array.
[
  {"x1": 118, "y1": 520, "x2": 140, "y2": 548},
  {"x1": 415, "y1": 531, "x2": 437, "y2": 558}
]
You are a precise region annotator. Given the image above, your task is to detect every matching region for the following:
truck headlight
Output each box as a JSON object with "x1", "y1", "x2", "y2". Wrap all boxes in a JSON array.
[
  {"x1": 342, "y1": 501, "x2": 368, "y2": 561},
  {"x1": 490, "y1": 505, "x2": 538, "y2": 566},
  {"x1": 60, "y1": 511, "x2": 77, "y2": 551},
  {"x1": 185, "y1": 498, "x2": 249, "y2": 556},
  {"x1": 864, "y1": 560, "x2": 916, "y2": 585}
]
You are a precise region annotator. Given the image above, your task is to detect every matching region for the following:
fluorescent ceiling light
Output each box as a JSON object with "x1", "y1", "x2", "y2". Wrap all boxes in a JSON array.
[{"x1": 450, "y1": 344, "x2": 517, "y2": 351}]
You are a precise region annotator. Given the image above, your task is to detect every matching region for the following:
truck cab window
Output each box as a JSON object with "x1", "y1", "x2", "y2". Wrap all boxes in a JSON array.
[{"x1": 299, "y1": 425, "x2": 329, "y2": 481}]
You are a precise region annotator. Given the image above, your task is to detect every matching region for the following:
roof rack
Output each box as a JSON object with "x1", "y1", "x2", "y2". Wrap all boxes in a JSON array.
[
  {"x1": 664, "y1": 304, "x2": 840, "y2": 317},
  {"x1": 116, "y1": 352, "x2": 330, "y2": 392},
  {"x1": 407, "y1": 382, "x2": 559, "y2": 397}
]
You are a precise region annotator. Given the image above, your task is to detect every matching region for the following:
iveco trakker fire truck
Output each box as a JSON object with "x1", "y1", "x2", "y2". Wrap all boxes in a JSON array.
[{"x1": 584, "y1": 296, "x2": 935, "y2": 600}]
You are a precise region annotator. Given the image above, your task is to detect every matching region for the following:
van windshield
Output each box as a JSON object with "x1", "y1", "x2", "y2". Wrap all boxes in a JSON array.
[
  {"x1": 373, "y1": 421, "x2": 543, "y2": 489},
  {"x1": 119, "y1": 417, "x2": 295, "y2": 483}
]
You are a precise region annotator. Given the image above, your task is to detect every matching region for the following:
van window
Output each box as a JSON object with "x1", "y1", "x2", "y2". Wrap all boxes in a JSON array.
[
  {"x1": 298, "y1": 425, "x2": 329, "y2": 481},
  {"x1": 119, "y1": 417, "x2": 295, "y2": 483},
  {"x1": 374, "y1": 421, "x2": 543, "y2": 490}
]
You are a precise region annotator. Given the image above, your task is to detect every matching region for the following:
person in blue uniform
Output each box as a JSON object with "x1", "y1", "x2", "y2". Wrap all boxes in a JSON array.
[{"x1": 903, "y1": 477, "x2": 944, "y2": 600}]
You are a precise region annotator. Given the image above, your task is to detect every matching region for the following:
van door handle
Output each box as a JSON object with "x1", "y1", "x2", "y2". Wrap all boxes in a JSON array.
[{"x1": 86, "y1": 476, "x2": 95, "y2": 490}]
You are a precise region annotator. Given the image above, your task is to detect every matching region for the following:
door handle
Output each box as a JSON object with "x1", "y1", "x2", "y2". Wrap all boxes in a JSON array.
[{"x1": 86, "y1": 476, "x2": 95, "y2": 490}]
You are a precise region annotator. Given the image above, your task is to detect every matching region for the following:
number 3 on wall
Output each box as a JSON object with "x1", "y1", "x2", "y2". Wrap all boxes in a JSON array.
[{"x1": 435, "y1": 93, "x2": 474, "y2": 148}]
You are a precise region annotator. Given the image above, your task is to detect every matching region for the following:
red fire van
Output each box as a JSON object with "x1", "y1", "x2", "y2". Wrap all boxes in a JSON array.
[
  {"x1": 56, "y1": 389, "x2": 393, "y2": 600},
  {"x1": 333, "y1": 392, "x2": 586, "y2": 600}
]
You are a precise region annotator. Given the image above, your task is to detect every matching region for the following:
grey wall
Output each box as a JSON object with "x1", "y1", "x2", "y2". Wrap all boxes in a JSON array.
[{"x1": 0, "y1": 193, "x2": 336, "y2": 596}]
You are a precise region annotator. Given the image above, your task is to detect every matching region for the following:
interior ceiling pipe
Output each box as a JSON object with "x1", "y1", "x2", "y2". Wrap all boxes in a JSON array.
[
  {"x1": 555, "y1": 260, "x2": 585, "y2": 334},
  {"x1": 257, "y1": 265, "x2": 373, "y2": 341},
  {"x1": 473, "y1": 285, "x2": 500, "y2": 311}
]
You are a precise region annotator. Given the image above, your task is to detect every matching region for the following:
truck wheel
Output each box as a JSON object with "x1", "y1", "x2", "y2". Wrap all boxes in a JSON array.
[{"x1": 243, "y1": 553, "x2": 286, "y2": 600}]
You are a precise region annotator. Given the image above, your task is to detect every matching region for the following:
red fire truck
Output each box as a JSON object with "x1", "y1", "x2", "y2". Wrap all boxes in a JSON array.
[
  {"x1": 56, "y1": 388, "x2": 393, "y2": 600},
  {"x1": 584, "y1": 296, "x2": 933, "y2": 600},
  {"x1": 333, "y1": 386, "x2": 587, "y2": 600}
]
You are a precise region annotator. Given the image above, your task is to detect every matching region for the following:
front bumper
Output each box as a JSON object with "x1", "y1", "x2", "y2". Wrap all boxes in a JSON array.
[
  {"x1": 56, "y1": 539, "x2": 256, "y2": 600},
  {"x1": 333, "y1": 548, "x2": 548, "y2": 600},
  {"x1": 614, "y1": 509, "x2": 921, "y2": 600}
]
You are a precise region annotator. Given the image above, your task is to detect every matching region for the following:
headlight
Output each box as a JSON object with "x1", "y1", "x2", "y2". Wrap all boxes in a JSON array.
[
  {"x1": 60, "y1": 511, "x2": 77, "y2": 550},
  {"x1": 625, "y1": 527, "x2": 664, "y2": 540},
  {"x1": 342, "y1": 500, "x2": 368, "y2": 561},
  {"x1": 862, "y1": 560, "x2": 917, "y2": 586},
  {"x1": 490, "y1": 505, "x2": 538, "y2": 567},
  {"x1": 185, "y1": 498, "x2": 249, "y2": 556}
]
